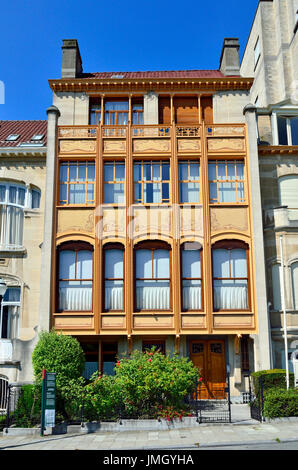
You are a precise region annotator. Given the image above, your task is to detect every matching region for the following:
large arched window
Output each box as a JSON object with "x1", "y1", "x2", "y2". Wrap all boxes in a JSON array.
[
  {"x1": 212, "y1": 240, "x2": 249, "y2": 310},
  {"x1": 58, "y1": 242, "x2": 93, "y2": 311},
  {"x1": 181, "y1": 242, "x2": 202, "y2": 310},
  {"x1": 135, "y1": 241, "x2": 171, "y2": 310},
  {"x1": 103, "y1": 244, "x2": 124, "y2": 311}
]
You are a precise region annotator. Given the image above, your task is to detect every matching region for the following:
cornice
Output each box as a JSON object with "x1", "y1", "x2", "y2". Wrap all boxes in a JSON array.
[
  {"x1": 0, "y1": 147, "x2": 47, "y2": 158},
  {"x1": 258, "y1": 145, "x2": 298, "y2": 155},
  {"x1": 49, "y1": 76, "x2": 254, "y2": 93}
]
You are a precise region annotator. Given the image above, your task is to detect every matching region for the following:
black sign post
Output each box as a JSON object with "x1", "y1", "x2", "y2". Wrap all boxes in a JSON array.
[{"x1": 41, "y1": 370, "x2": 56, "y2": 436}]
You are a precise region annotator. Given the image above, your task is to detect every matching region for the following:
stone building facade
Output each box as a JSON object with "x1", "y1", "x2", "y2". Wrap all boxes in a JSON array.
[
  {"x1": 38, "y1": 36, "x2": 272, "y2": 402},
  {"x1": 0, "y1": 121, "x2": 47, "y2": 382},
  {"x1": 240, "y1": 0, "x2": 298, "y2": 371}
]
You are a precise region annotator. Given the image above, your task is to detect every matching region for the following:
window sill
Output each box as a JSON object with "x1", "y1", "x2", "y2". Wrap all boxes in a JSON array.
[
  {"x1": 53, "y1": 311, "x2": 93, "y2": 315},
  {"x1": 0, "y1": 247, "x2": 27, "y2": 255}
]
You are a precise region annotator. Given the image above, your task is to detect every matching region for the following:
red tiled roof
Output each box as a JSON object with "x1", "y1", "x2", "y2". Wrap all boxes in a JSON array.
[
  {"x1": 0, "y1": 120, "x2": 47, "y2": 148},
  {"x1": 78, "y1": 70, "x2": 231, "y2": 80}
]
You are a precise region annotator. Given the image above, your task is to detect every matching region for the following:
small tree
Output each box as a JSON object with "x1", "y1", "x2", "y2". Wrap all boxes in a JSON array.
[{"x1": 32, "y1": 330, "x2": 86, "y2": 419}]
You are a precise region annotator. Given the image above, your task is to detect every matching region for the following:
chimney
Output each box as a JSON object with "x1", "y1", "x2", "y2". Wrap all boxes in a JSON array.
[
  {"x1": 219, "y1": 38, "x2": 240, "y2": 76},
  {"x1": 61, "y1": 39, "x2": 83, "y2": 78}
]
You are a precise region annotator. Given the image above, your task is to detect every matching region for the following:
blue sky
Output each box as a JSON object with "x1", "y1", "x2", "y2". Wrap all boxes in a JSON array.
[{"x1": 0, "y1": 0, "x2": 259, "y2": 120}]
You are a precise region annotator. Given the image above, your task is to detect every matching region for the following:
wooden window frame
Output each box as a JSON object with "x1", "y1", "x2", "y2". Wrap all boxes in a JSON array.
[
  {"x1": 133, "y1": 160, "x2": 171, "y2": 205},
  {"x1": 132, "y1": 101, "x2": 144, "y2": 125},
  {"x1": 212, "y1": 240, "x2": 250, "y2": 312},
  {"x1": 104, "y1": 99, "x2": 129, "y2": 126},
  {"x1": 134, "y1": 241, "x2": 172, "y2": 312},
  {"x1": 57, "y1": 241, "x2": 94, "y2": 313},
  {"x1": 178, "y1": 159, "x2": 200, "y2": 204},
  {"x1": 89, "y1": 103, "x2": 101, "y2": 125},
  {"x1": 103, "y1": 160, "x2": 125, "y2": 205},
  {"x1": 180, "y1": 242, "x2": 203, "y2": 312},
  {"x1": 59, "y1": 161, "x2": 96, "y2": 206},
  {"x1": 208, "y1": 159, "x2": 246, "y2": 205},
  {"x1": 103, "y1": 243, "x2": 125, "y2": 312}
]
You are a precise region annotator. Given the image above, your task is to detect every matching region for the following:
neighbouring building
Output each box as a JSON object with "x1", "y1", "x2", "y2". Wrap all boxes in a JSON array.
[
  {"x1": 39, "y1": 35, "x2": 273, "y2": 402},
  {"x1": 240, "y1": 0, "x2": 298, "y2": 371},
  {"x1": 0, "y1": 120, "x2": 47, "y2": 383}
]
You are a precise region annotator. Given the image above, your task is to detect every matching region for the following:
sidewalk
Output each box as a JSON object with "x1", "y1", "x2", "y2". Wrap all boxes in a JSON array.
[{"x1": 1, "y1": 405, "x2": 298, "y2": 450}]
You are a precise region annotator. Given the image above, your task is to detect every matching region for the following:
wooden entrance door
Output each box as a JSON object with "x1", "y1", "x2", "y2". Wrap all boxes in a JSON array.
[{"x1": 190, "y1": 340, "x2": 226, "y2": 399}]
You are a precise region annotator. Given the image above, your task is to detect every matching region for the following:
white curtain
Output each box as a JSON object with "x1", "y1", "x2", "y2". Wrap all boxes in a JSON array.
[
  {"x1": 213, "y1": 248, "x2": 248, "y2": 309},
  {"x1": 136, "y1": 249, "x2": 170, "y2": 309},
  {"x1": 136, "y1": 281, "x2": 170, "y2": 309},
  {"x1": 279, "y1": 175, "x2": 298, "y2": 220},
  {"x1": 104, "y1": 249, "x2": 124, "y2": 310},
  {"x1": 182, "y1": 249, "x2": 201, "y2": 309},
  {"x1": 59, "y1": 282, "x2": 93, "y2": 311},
  {"x1": 182, "y1": 285, "x2": 202, "y2": 310}
]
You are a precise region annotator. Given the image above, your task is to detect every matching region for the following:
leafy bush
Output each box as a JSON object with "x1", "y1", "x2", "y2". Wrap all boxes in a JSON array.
[
  {"x1": 83, "y1": 348, "x2": 199, "y2": 420},
  {"x1": 32, "y1": 329, "x2": 86, "y2": 419},
  {"x1": 251, "y1": 369, "x2": 294, "y2": 396},
  {"x1": 263, "y1": 388, "x2": 298, "y2": 419}
]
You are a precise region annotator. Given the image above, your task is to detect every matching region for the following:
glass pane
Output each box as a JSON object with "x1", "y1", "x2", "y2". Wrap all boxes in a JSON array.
[
  {"x1": 144, "y1": 164, "x2": 151, "y2": 181},
  {"x1": 69, "y1": 184, "x2": 85, "y2": 204},
  {"x1": 134, "y1": 183, "x2": 142, "y2": 202},
  {"x1": 143, "y1": 183, "x2": 154, "y2": 203},
  {"x1": 290, "y1": 117, "x2": 298, "y2": 145},
  {"x1": 60, "y1": 184, "x2": 67, "y2": 202},
  {"x1": 230, "y1": 249, "x2": 247, "y2": 278},
  {"x1": 182, "y1": 250, "x2": 201, "y2": 278},
  {"x1": 0, "y1": 185, "x2": 6, "y2": 202},
  {"x1": 134, "y1": 163, "x2": 142, "y2": 181},
  {"x1": 17, "y1": 188, "x2": 25, "y2": 206},
  {"x1": 213, "y1": 249, "x2": 229, "y2": 278},
  {"x1": 227, "y1": 163, "x2": 235, "y2": 181},
  {"x1": 180, "y1": 182, "x2": 199, "y2": 203},
  {"x1": 69, "y1": 164, "x2": 77, "y2": 182},
  {"x1": 105, "y1": 249, "x2": 123, "y2": 278},
  {"x1": 59, "y1": 250, "x2": 76, "y2": 279},
  {"x1": 78, "y1": 164, "x2": 86, "y2": 182},
  {"x1": 77, "y1": 250, "x2": 93, "y2": 279},
  {"x1": 236, "y1": 162, "x2": 244, "y2": 180},
  {"x1": 85, "y1": 184, "x2": 93, "y2": 203},
  {"x1": 154, "y1": 249, "x2": 170, "y2": 278},
  {"x1": 277, "y1": 117, "x2": 288, "y2": 145},
  {"x1": 189, "y1": 162, "x2": 200, "y2": 180},
  {"x1": 179, "y1": 162, "x2": 188, "y2": 180},
  {"x1": 162, "y1": 183, "x2": 169, "y2": 201},
  {"x1": 218, "y1": 182, "x2": 236, "y2": 203},
  {"x1": 213, "y1": 279, "x2": 248, "y2": 309},
  {"x1": 31, "y1": 190, "x2": 41, "y2": 208},
  {"x1": 136, "y1": 249, "x2": 152, "y2": 278},
  {"x1": 162, "y1": 163, "x2": 170, "y2": 181},
  {"x1": 3, "y1": 287, "x2": 21, "y2": 302},
  {"x1": 9, "y1": 187, "x2": 17, "y2": 204},
  {"x1": 115, "y1": 164, "x2": 125, "y2": 181},
  {"x1": 136, "y1": 279, "x2": 170, "y2": 309},
  {"x1": 105, "y1": 101, "x2": 128, "y2": 111},
  {"x1": 152, "y1": 163, "x2": 160, "y2": 181},
  {"x1": 208, "y1": 163, "x2": 217, "y2": 181},
  {"x1": 87, "y1": 164, "x2": 95, "y2": 182},
  {"x1": 60, "y1": 164, "x2": 68, "y2": 182},
  {"x1": 209, "y1": 182, "x2": 217, "y2": 202},
  {"x1": 104, "y1": 163, "x2": 114, "y2": 182}
]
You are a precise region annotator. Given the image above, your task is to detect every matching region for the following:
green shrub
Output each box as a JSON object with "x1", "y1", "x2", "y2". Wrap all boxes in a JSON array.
[
  {"x1": 263, "y1": 388, "x2": 298, "y2": 419},
  {"x1": 84, "y1": 348, "x2": 199, "y2": 420},
  {"x1": 251, "y1": 369, "x2": 294, "y2": 396},
  {"x1": 32, "y1": 329, "x2": 86, "y2": 420}
]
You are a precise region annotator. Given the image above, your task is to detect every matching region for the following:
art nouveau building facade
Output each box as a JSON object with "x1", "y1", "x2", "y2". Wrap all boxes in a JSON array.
[
  {"x1": 0, "y1": 120, "x2": 47, "y2": 383},
  {"x1": 39, "y1": 37, "x2": 272, "y2": 401},
  {"x1": 241, "y1": 0, "x2": 298, "y2": 372}
]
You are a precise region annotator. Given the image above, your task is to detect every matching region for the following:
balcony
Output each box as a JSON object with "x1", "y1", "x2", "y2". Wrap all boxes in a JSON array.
[
  {"x1": 264, "y1": 206, "x2": 298, "y2": 230},
  {"x1": 57, "y1": 123, "x2": 247, "y2": 158}
]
